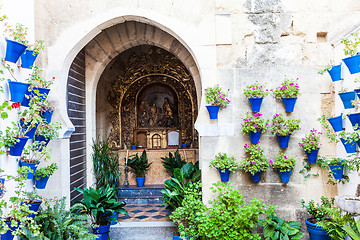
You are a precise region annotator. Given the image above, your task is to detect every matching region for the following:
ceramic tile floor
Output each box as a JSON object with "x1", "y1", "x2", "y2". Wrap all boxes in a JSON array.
[{"x1": 119, "y1": 203, "x2": 170, "y2": 222}]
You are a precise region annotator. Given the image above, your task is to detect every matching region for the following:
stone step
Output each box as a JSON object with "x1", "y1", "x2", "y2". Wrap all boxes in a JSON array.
[
  {"x1": 109, "y1": 221, "x2": 176, "y2": 240},
  {"x1": 118, "y1": 185, "x2": 165, "y2": 204}
]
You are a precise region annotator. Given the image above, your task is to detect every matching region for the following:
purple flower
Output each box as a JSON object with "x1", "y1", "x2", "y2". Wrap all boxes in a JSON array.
[
  {"x1": 269, "y1": 160, "x2": 273, "y2": 164},
  {"x1": 252, "y1": 161, "x2": 255, "y2": 164},
  {"x1": 266, "y1": 123, "x2": 269, "y2": 125},
  {"x1": 254, "y1": 124, "x2": 258, "y2": 128},
  {"x1": 284, "y1": 156, "x2": 288, "y2": 159},
  {"x1": 228, "y1": 89, "x2": 230, "y2": 91}
]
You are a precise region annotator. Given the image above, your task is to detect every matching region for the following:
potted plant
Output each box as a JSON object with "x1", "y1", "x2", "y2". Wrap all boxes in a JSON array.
[
  {"x1": 327, "y1": 157, "x2": 345, "y2": 180},
  {"x1": 161, "y1": 150, "x2": 186, "y2": 177},
  {"x1": 127, "y1": 150, "x2": 152, "y2": 187},
  {"x1": 240, "y1": 143, "x2": 269, "y2": 182},
  {"x1": 341, "y1": 32, "x2": 360, "y2": 74},
  {"x1": 181, "y1": 143, "x2": 187, "y2": 149},
  {"x1": 204, "y1": 85, "x2": 230, "y2": 119},
  {"x1": 243, "y1": 81, "x2": 271, "y2": 112},
  {"x1": 271, "y1": 153, "x2": 296, "y2": 183},
  {"x1": 3, "y1": 23, "x2": 28, "y2": 63},
  {"x1": 34, "y1": 163, "x2": 58, "y2": 189},
  {"x1": 22, "y1": 67, "x2": 54, "y2": 107},
  {"x1": 92, "y1": 139, "x2": 121, "y2": 189},
  {"x1": 241, "y1": 112, "x2": 269, "y2": 144},
  {"x1": 298, "y1": 129, "x2": 322, "y2": 163},
  {"x1": 259, "y1": 214, "x2": 304, "y2": 239},
  {"x1": 39, "y1": 100, "x2": 55, "y2": 124},
  {"x1": 74, "y1": 185, "x2": 128, "y2": 240},
  {"x1": 209, "y1": 152, "x2": 240, "y2": 182},
  {"x1": 34, "y1": 121, "x2": 61, "y2": 151},
  {"x1": 23, "y1": 191, "x2": 43, "y2": 219},
  {"x1": 270, "y1": 113, "x2": 301, "y2": 149},
  {"x1": 338, "y1": 87, "x2": 356, "y2": 109},
  {"x1": 318, "y1": 63, "x2": 342, "y2": 82},
  {"x1": 20, "y1": 142, "x2": 51, "y2": 179},
  {"x1": 338, "y1": 131, "x2": 359, "y2": 154},
  {"x1": 20, "y1": 40, "x2": 45, "y2": 69},
  {"x1": 130, "y1": 140, "x2": 137, "y2": 150},
  {"x1": 348, "y1": 112, "x2": 360, "y2": 129},
  {"x1": 273, "y1": 77, "x2": 300, "y2": 112},
  {"x1": 301, "y1": 197, "x2": 333, "y2": 240}
]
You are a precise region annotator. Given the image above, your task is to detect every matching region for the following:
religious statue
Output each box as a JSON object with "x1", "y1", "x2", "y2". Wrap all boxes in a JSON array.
[
  {"x1": 138, "y1": 100, "x2": 149, "y2": 127},
  {"x1": 148, "y1": 103, "x2": 159, "y2": 126},
  {"x1": 159, "y1": 97, "x2": 176, "y2": 127}
]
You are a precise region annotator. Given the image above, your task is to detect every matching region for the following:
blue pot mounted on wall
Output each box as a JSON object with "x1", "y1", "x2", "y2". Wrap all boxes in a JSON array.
[
  {"x1": 278, "y1": 169, "x2": 292, "y2": 183},
  {"x1": 19, "y1": 159, "x2": 40, "y2": 180},
  {"x1": 343, "y1": 54, "x2": 360, "y2": 74},
  {"x1": 217, "y1": 168, "x2": 230, "y2": 182},
  {"x1": 35, "y1": 176, "x2": 50, "y2": 189},
  {"x1": 34, "y1": 135, "x2": 51, "y2": 152},
  {"x1": 249, "y1": 131, "x2": 262, "y2": 144},
  {"x1": 340, "y1": 138, "x2": 357, "y2": 154},
  {"x1": 1, "y1": 221, "x2": 19, "y2": 240},
  {"x1": 250, "y1": 171, "x2": 261, "y2": 182},
  {"x1": 305, "y1": 218, "x2": 331, "y2": 240},
  {"x1": 9, "y1": 137, "x2": 29, "y2": 156},
  {"x1": 327, "y1": 114, "x2": 343, "y2": 132},
  {"x1": 327, "y1": 64, "x2": 342, "y2": 81},
  {"x1": 248, "y1": 97, "x2": 263, "y2": 112},
  {"x1": 305, "y1": 148, "x2": 320, "y2": 163},
  {"x1": 276, "y1": 134, "x2": 291, "y2": 149},
  {"x1": 22, "y1": 87, "x2": 50, "y2": 107},
  {"x1": 328, "y1": 164, "x2": 344, "y2": 180},
  {"x1": 7, "y1": 80, "x2": 30, "y2": 103},
  {"x1": 20, "y1": 50, "x2": 38, "y2": 69},
  {"x1": 339, "y1": 91, "x2": 356, "y2": 109},
  {"x1": 26, "y1": 201, "x2": 42, "y2": 218},
  {"x1": 41, "y1": 110, "x2": 53, "y2": 124},
  {"x1": 281, "y1": 98, "x2": 297, "y2": 112},
  {"x1": 4, "y1": 39, "x2": 27, "y2": 63},
  {"x1": 0, "y1": 178, "x2": 4, "y2": 197},
  {"x1": 206, "y1": 105, "x2": 220, "y2": 119},
  {"x1": 136, "y1": 177, "x2": 145, "y2": 187},
  {"x1": 348, "y1": 112, "x2": 360, "y2": 129}
]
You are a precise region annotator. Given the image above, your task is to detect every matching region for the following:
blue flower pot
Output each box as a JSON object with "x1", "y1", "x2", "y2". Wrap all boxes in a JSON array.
[
  {"x1": 19, "y1": 159, "x2": 40, "y2": 180},
  {"x1": 305, "y1": 148, "x2": 320, "y2": 163},
  {"x1": 343, "y1": 54, "x2": 360, "y2": 74},
  {"x1": 328, "y1": 164, "x2": 344, "y2": 180},
  {"x1": 0, "y1": 178, "x2": 5, "y2": 197},
  {"x1": 108, "y1": 212, "x2": 119, "y2": 225},
  {"x1": 41, "y1": 110, "x2": 53, "y2": 124},
  {"x1": 20, "y1": 50, "x2": 38, "y2": 69},
  {"x1": 327, "y1": 64, "x2": 342, "y2": 81},
  {"x1": 7, "y1": 80, "x2": 30, "y2": 103},
  {"x1": 327, "y1": 114, "x2": 343, "y2": 132},
  {"x1": 136, "y1": 177, "x2": 145, "y2": 187},
  {"x1": 340, "y1": 138, "x2": 357, "y2": 154},
  {"x1": 217, "y1": 168, "x2": 231, "y2": 182},
  {"x1": 1, "y1": 221, "x2": 19, "y2": 240},
  {"x1": 20, "y1": 120, "x2": 39, "y2": 139},
  {"x1": 206, "y1": 105, "x2": 220, "y2": 119},
  {"x1": 348, "y1": 112, "x2": 360, "y2": 129},
  {"x1": 339, "y1": 91, "x2": 356, "y2": 109},
  {"x1": 9, "y1": 137, "x2": 28, "y2": 156},
  {"x1": 249, "y1": 131, "x2": 262, "y2": 144},
  {"x1": 93, "y1": 224, "x2": 110, "y2": 240},
  {"x1": 249, "y1": 97, "x2": 263, "y2": 112},
  {"x1": 26, "y1": 201, "x2": 41, "y2": 219},
  {"x1": 4, "y1": 39, "x2": 27, "y2": 63},
  {"x1": 251, "y1": 171, "x2": 261, "y2": 182},
  {"x1": 34, "y1": 135, "x2": 51, "y2": 152},
  {"x1": 305, "y1": 218, "x2": 331, "y2": 240},
  {"x1": 22, "y1": 87, "x2": 50, "y2": 107},
  {"x1": 35, "y1": 176, "x2": 50, "y2": 189},
  {"x1": 278, "y1": 169, "x2": 293, "y2": 183},
  {"x1": 181, "y1": 143, "x2": 187, "y2": 148},
  {"x1": 281, "y1": 98, "x2": 297, "y2": 112},
  {"x1": 173, "y1": 234, "x2": 191, "y2": 240},
  {"x1": 276, "y1": 134, "x2": 291, "y2": 149},
  {"x1": 131, "y1": 144, "x2": 137, "y2": 150}
]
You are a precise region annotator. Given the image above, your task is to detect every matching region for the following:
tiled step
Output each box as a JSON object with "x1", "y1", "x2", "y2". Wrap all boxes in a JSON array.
[{"x1": 118, "y1": 185, "x2": 165, "y2": 204}]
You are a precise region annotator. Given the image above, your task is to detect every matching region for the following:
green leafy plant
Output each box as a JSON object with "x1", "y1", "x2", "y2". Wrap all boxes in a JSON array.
[
  {"x1": 209, "y1": 152, "x2": 240, "y2": 172},
  {"x1": 204, "y1": 85, "x2": 230, "y2": 108},
  {"x1": 34, "y1": 163, "x2": 58, "y2": 180},
  {"x1": 21, "y1": 141, "x2": 52, "y2": 163},
  {"x1": 318, "y1": 63, "x2": 335, "y2": 75},
  {"x1": 127, "y1": 150, "x2": 152, "y2": 177},
  {"x1": 161, "y1": 150, "x2": 186, "y2": 176},
  {"x1": 35, "y1": 121, "x2": 61, "y2": 142},
  {"x1": 338, "y1": 130, "x2": 360, "y2": 145},
  {"x1": 92, "y1": 139, "x2": 121, "y2": 188},
  {"x1": 161, "y1": 162, "x2": 201, "y2": 214},
  {"x1": 259, "y1": 214, "x2": 304, "y2": 240},
  {"x1": 272, "y1": 152, "x2": 295, "y2": 171},
  {"x1": 273, "y1": 77, "x2": 300, "y2": 99},
  {"x1": 74, "y1": 185, "x2": 128, "y2": 226},
  {"x1": 317, "y1": 115, "x2": 338, "y2": 143},
  {"x1": 243, "y1": 81, "x2": 271, "y2": 98},
  {"x1": 4, "y1": 23, "x2": 28, "y2": 45},
  {"x1": 270, "y1": 113, "x2": 300, "y2": 136},
  {"x1": 197, "y1": 182, "x2": 276, "y2": 240},
  {"x1": 240, "y1": 143, "x2": 269, "y2": 175},
  {"x1": 339, "y1": 87, "x2": 349, "y2": 93},
  {"x1": 241, "y1": 112, "x2": 269, "y2": 134},
  {"x1": 26, "y1": 66, "x2": 54, "y2": 89},
  {"x1": 301, "y1": 196, "x2": 334, "y2": 222},
  {"x1": 27, "y1": 40, "x2": 45, "y2": 55},
  {"x1": 343, "y1": 218, "x2": 360, "y2": 240},
  {"x1": 341, "y1": 32, "x2": 360, "y2": 56},
  {"x1": 298, "y1": 129, "x2": 322, "y2": 153}
]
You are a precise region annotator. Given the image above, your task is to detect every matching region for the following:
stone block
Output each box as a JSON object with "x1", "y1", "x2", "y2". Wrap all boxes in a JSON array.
[{"x1": 244, "y1": 0, "x2": 283, "y2": 14}]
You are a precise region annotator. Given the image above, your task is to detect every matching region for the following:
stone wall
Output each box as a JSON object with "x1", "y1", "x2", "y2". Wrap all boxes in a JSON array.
[{"x1": 33, "y1": 0, "x2": 360, "y2": 226}]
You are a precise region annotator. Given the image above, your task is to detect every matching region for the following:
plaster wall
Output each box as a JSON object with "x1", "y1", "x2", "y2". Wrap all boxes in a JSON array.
[{"x1": 31, "y1": 0, "x2": 360, "y2": 224}]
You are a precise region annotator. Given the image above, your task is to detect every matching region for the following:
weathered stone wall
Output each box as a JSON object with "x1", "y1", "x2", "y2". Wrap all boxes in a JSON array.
[{"x1": 33, "y1": 0, "x2": 360, "y2": 228}]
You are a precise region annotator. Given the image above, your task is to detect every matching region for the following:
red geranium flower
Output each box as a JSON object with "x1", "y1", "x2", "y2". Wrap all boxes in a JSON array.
[{"x1": 11, "y1": 103, "x2": 20, "y2": 109}]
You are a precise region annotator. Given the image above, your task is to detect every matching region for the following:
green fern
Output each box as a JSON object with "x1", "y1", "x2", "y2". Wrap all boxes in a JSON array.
[{"x1": 161, "y1": 150, "x2": 186, "y2": 175}]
